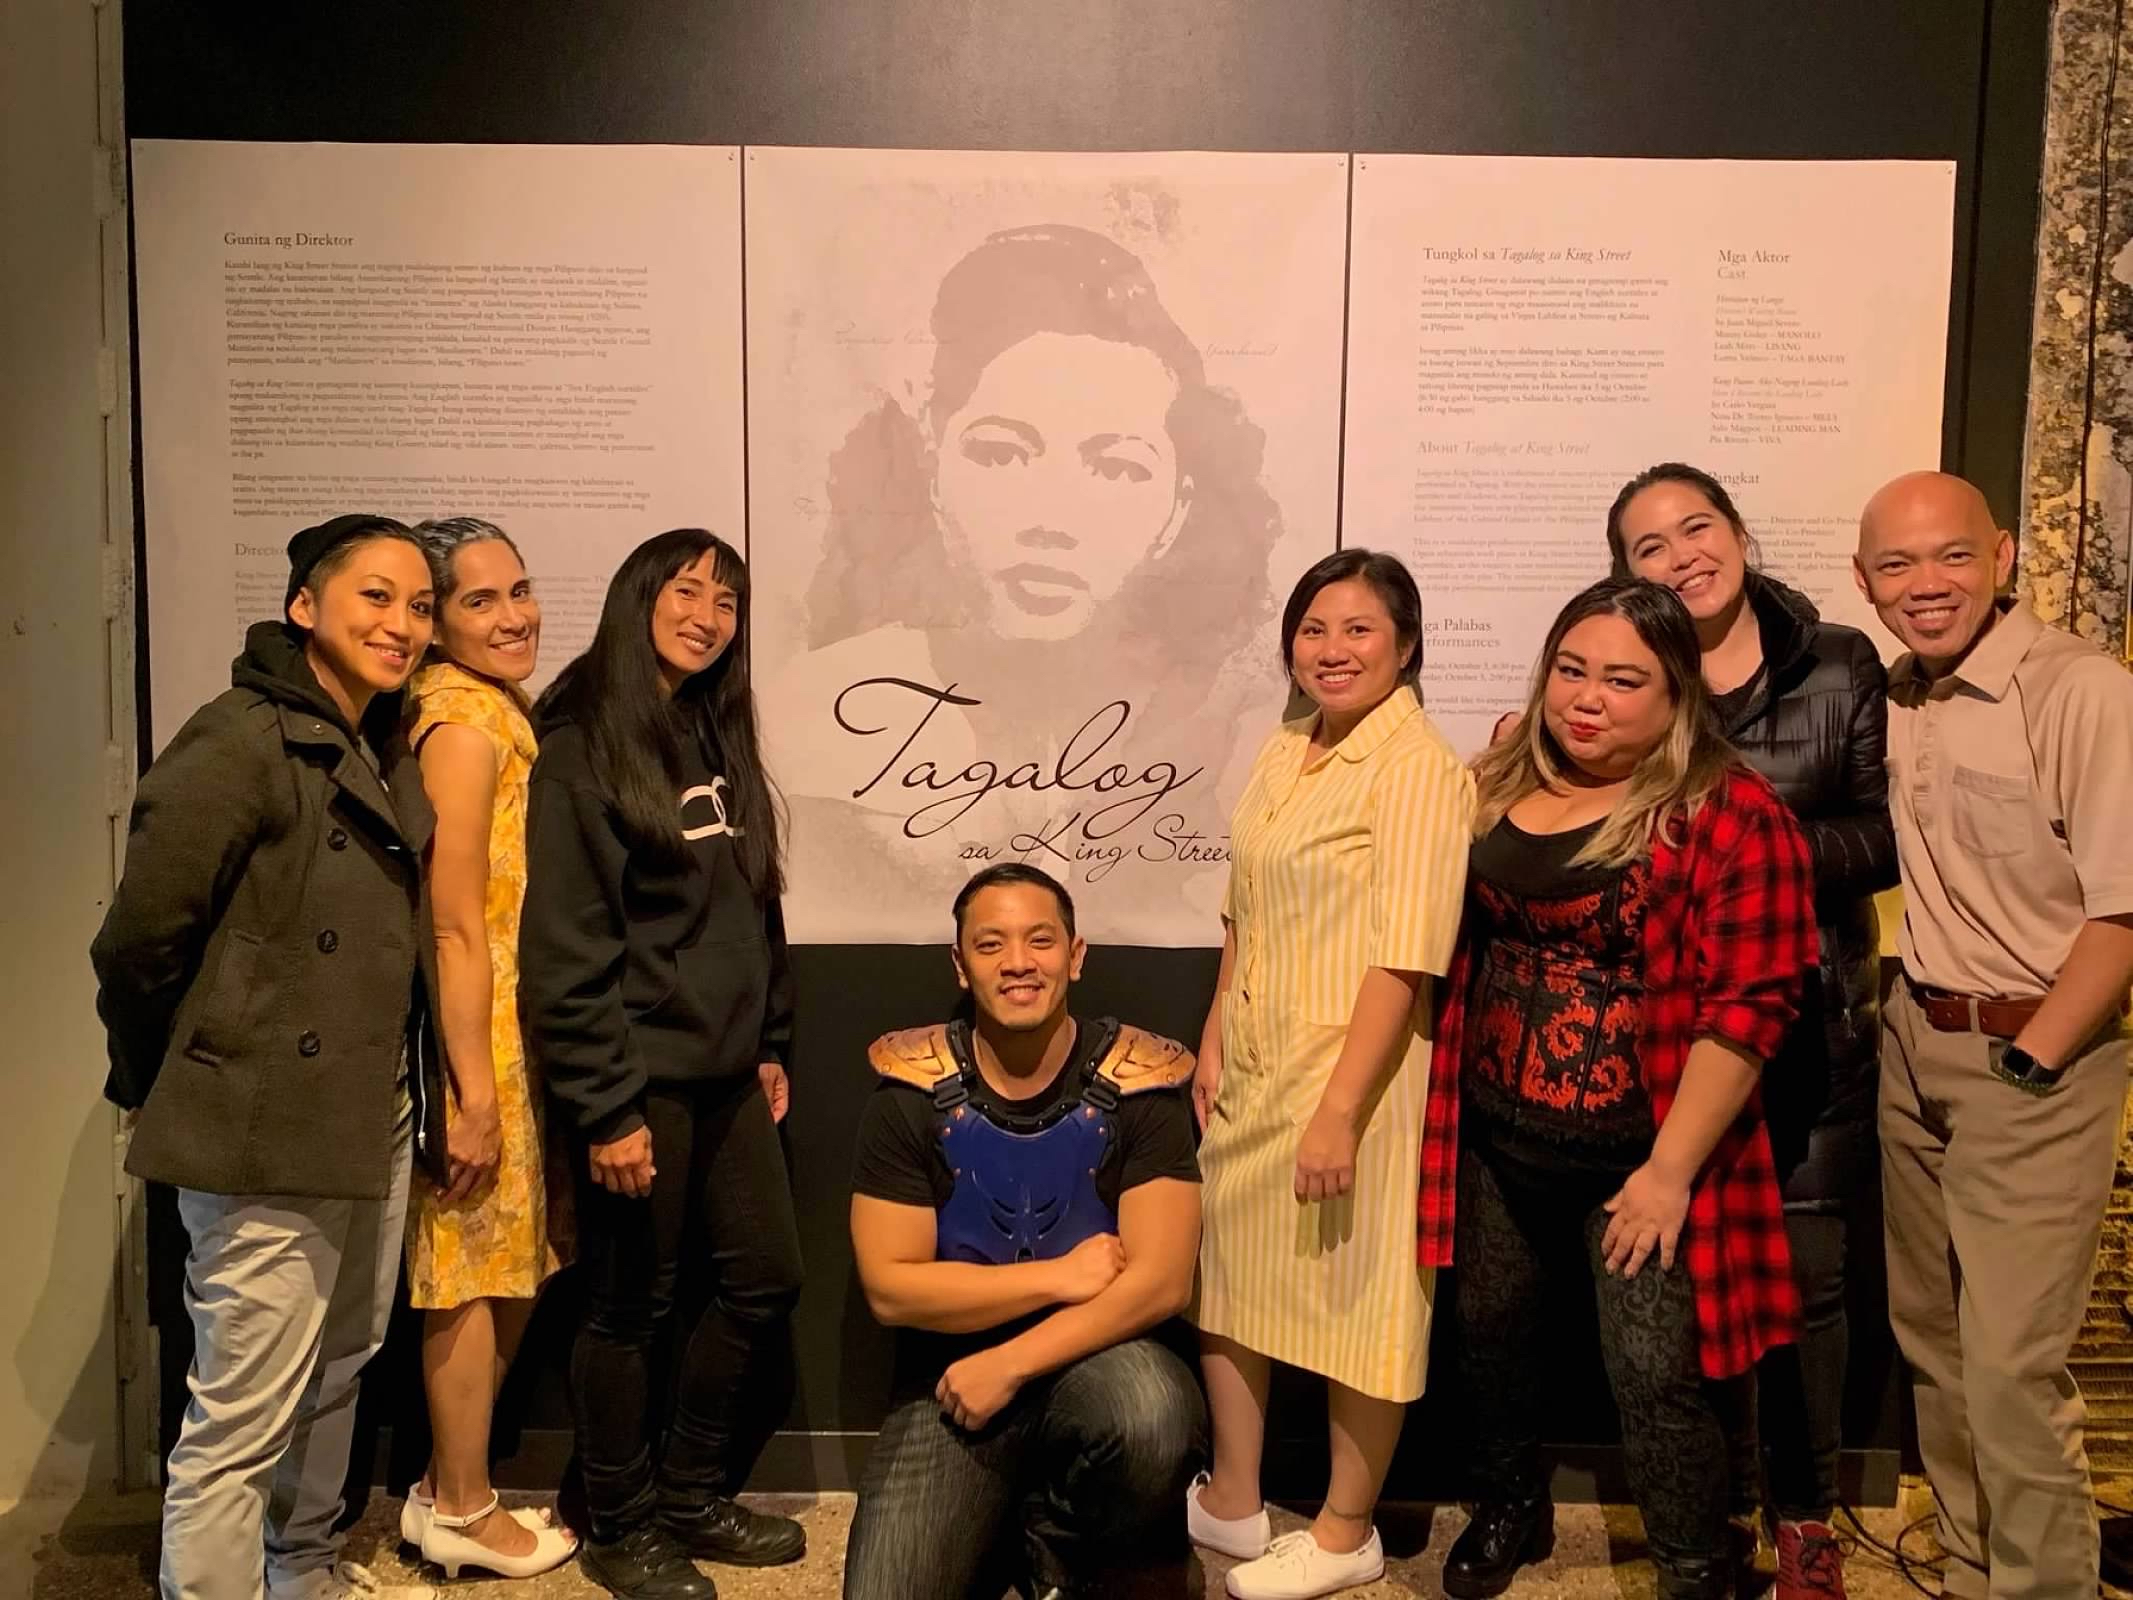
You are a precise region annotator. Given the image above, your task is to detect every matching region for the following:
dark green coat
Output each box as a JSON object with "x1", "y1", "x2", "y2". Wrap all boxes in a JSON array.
[{"x1": 92, "y1": 622, "x2": 449, "y2": 1199}]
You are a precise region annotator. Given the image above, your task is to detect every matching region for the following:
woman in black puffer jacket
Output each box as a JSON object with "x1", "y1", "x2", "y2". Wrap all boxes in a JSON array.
[{"x1": 1608, "y1": 463, "x2": 1896, "y2": 1593}]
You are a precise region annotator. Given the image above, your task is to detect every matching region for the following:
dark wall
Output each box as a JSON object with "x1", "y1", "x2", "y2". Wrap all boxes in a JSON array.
[{"x1": 125, "y1": 0, "x2": 2047, "y2": 1497}]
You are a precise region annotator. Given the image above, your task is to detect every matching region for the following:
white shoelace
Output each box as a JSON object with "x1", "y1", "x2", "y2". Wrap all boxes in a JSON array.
[
  {"x1": 1259, "y1": 1530, "x2": 1319, "y2": 1568},
  {"x1": 313, "y1": 1561, "x2": 432, "y2": 1600},
  {"x1": 318, "y1": 1565, "x2": 383, "y2": 1597}
]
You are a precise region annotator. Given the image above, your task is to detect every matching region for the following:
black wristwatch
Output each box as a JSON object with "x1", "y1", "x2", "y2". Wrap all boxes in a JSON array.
[{"x1": 1998, "y1": 1043, "x2": 2067, "y2": 1089}]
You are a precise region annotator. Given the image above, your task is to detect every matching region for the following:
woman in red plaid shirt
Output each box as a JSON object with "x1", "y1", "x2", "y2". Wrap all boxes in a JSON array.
[{"x1": 1431, "y1": 578, "x2": 1817, "y2": 1600}]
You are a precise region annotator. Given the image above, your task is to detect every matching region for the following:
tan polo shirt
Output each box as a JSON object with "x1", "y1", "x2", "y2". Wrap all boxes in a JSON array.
[{"x1": 1887, "y1": 601, "x2": 2133, "y2": 998}]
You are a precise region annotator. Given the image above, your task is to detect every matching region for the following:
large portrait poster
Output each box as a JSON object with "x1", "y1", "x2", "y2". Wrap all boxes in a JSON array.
[
  {"x1": 746, "y1": 148, "x2": 1350, "y2": 945},
  {"x1": 132, "y1": 141, "x2": 744, "y2": 740},
  {"x1": 1341, "y1": 156, "x2": 1955, "y2": 757}
]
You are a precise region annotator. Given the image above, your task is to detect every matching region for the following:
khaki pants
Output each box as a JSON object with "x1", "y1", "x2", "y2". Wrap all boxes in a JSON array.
[
  {"x1": 159, "y1": 1115, "x2": 412, "y2": 1600},
  {"x1": 1879, "y1": 982, "x2": 2130, "y2": 1600}
]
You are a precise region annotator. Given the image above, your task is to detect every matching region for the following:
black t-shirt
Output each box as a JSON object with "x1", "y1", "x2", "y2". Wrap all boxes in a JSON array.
[
  {"x1": 1709, "y1": 661, "x2": 1769, "y2": 734},
  {"x1": 849, "y1": 1017, "x2": 1200, "y2": 1397}
]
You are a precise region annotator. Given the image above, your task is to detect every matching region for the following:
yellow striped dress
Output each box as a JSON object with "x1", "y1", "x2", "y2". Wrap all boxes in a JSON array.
[{"x1": 1191, "y1": 684, "x2": 1474, "y2": 1401}]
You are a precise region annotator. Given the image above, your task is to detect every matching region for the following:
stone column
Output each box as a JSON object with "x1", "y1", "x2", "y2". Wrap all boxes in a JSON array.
[
  {"x1": 2026, "y1": 0, "x2": 2133, "y2": 655},
  {"x1": 2026, "y1": 0, "x2": 2133, "y2": 1481}
]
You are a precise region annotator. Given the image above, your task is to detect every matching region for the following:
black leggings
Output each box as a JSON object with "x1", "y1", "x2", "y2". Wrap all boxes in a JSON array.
[
  {"x1": 1455, "y1": 1140, "x2": 1729, "y2": 1588},
  {"x1": 1719, "y1": 1208, "x2": 1848, "y2": 1525},
  {"x1": 570, "y1": 1080, "x2": 804, "y2": 1536}
]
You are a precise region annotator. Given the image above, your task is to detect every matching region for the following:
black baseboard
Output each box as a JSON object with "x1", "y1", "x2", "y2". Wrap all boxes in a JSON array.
[{"x1": 371, "y1": 1426, "x2": 1902, "y2": 1507}]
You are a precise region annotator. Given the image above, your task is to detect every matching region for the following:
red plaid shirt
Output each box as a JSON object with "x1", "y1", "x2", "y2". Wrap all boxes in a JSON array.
[{"x1": 1418, "y1": 765, "x2": 1817, "y2": 1379}]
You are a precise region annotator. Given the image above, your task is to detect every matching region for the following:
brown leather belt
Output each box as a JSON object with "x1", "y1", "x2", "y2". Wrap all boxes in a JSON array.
[{"x1": 1904, "y1": 974, "x2": 2130, "y2": 1038}]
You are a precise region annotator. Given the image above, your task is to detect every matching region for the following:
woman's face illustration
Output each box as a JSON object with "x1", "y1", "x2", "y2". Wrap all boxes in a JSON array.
[{"x1": 933, "y1": 331, "x2": 1186, "y2": 642}]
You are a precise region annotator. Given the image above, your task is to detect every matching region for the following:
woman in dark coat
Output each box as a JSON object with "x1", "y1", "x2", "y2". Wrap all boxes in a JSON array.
[
  {"x1": 92, "y1": 515, "x2": 446, "y2": 1600},
  {"x1": 1609, "y1": 463, "x2": 1897, "y2": 1599}
]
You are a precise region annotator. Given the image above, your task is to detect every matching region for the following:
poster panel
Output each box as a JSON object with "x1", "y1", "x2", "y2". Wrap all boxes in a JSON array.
[
  {"x1": 746, "y1": 147, "x2": 1350, "y2": 945},
  {"x1": 132, "y1": 140, "x2": 745, "y2": 740},
  {"x1": 1342, "y1": 156, "x2": 1955, "y2": 757}
]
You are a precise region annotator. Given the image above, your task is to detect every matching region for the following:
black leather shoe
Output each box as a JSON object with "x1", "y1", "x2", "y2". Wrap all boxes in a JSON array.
[
  {"x1": 580, "y1": 1524, "x2": 718, "y2": 1600},
  {"x1": 1654, "y1": 1553, "x2": 1733, "y2": 1600},
  {"x1": 1444, "y1": 1498, "x2": 1554, "y2": 1600},
  {"x1": 660, "y1": 1497, "x2": 807, "y2": 1567}
]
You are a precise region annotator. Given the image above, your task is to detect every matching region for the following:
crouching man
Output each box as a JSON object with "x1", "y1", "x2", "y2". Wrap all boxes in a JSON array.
[{"x1": 843, "y1": 864, "x2": 1208, "y2": 1600}]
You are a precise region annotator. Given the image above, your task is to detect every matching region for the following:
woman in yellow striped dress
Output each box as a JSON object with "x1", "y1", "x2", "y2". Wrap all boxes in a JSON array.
[{"x1": 1186, "y1": 551, "x2": 1475, "y2": 1600}]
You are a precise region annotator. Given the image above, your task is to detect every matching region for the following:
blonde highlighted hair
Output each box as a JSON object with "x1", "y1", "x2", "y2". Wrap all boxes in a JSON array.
[{"x1": 1471, "y1": 577, "x2": 1737, "y2": 868}]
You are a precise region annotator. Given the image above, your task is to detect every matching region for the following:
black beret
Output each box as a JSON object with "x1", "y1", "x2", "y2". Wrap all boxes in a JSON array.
[{"x1": 284, "y1": 514, "x2": 412, "y2": 608}]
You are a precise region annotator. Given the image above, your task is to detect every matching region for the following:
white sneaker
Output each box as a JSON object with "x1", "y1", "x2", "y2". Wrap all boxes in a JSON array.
[
  {"x1": 1186, "y1": 1470, "x2": 1271, "y2": 1559},
  {"x1": 309, "y1": 1561, "x2": 438, "y2": 1600},
  {"x1": 1224, "y1": 1528, "x2": 1385, "y2": 1599}
]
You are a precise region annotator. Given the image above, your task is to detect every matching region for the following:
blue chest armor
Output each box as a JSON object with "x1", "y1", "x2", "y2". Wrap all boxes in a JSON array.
[{"x1": 933, "y1": 1021, "x2": 1121, "y2": 1267}]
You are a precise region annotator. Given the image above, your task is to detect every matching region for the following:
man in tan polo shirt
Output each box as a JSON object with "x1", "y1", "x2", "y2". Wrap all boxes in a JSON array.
[{"x1": 1855, "y1": 470, "x2": 2133, "y2": 1599}]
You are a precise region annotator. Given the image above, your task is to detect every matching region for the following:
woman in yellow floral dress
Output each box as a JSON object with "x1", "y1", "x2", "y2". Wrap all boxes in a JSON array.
[{"x1": 401, "y1": 518, "x2": 573, "y2": 1580}]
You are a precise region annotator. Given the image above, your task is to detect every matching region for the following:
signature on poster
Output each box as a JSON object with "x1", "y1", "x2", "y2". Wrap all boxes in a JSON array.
[
  {"x1": 834, "y1": 675, "x2": 1205, "y2": 840},
  {"x1": 946, "y1": 814, "x2": 1232, "y2": 883}
]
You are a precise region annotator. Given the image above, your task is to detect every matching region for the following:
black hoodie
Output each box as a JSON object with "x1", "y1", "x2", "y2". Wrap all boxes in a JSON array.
[
  {"x1": 92, "y1": 621, "x2": 448, "y2": 1198},
  {"x1": 519, "y1": 713, "x2": 794, "y2": 1143}
]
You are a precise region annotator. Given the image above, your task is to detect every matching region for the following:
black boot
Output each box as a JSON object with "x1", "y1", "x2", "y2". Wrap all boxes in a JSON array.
[
  {"x1": 1729, "y1": 1510, "x2": 1775, "y2": 1597},
  {"x1": 660, "y1": 1496, "x2": 807, "y2": 1566},
  {"x1": 1655, "y1": 1551, "x2": 1735, "y2": 1600},
  {"x1": 1444, "y1": 1497, "x2": 1554, "y2": 1600},
  {"x1": 555, "y1": 1454, "x2": 591, "y2": 1541},
  {"x1": 580, "y1": 1523, "x2": 719, "y2": 1600}
]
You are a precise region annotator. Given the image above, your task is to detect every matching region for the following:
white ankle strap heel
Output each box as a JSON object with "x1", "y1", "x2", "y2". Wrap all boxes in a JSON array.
[
  {"x1": 418, "y1": 1490, "x2": 578, "y2": 1580},
  {"x1": 398, "y1": 1482, "x2": 435, "y2": 1549}
]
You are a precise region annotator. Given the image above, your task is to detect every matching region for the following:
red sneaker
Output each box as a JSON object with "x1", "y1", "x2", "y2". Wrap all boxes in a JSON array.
[{"x1": 1775, "y1": 1520, "x2": 1847, "y2": 1600}]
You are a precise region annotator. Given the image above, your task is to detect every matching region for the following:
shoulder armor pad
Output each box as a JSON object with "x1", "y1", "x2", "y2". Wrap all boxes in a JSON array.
[
  {"x1": 868, "y1": 1025, "x2": 958, "y2": 1092},
  {"x1": 1095, "y1": 1025, "x2": 1196, "y2": 1096}
]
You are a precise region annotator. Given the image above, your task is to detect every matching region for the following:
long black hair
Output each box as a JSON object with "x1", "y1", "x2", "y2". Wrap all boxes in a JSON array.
[
  {"x1": 536, "y1": 529, "x2": 784, "y2": 898},
  {"x1": 1604, "y1": 461, "x2": 1761, "y2": 575}
]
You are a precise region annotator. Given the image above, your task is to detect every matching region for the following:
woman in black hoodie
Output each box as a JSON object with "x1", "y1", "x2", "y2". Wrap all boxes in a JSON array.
[
  {"x1": 93, "y1": 515, "x2": 445, "y2": 1600},
  {"x1": 521, "y1": 528, "x2": 803, "y2": 1600},
  {"x1": 1610, "y1": 464, "x2": 1896, "y2": 1599}
]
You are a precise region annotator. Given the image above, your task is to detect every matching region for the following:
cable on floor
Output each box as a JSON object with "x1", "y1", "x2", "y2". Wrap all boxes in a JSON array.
[{"x1": 1835, "y1": 1502, "x2": 1944, "y2": 1600}]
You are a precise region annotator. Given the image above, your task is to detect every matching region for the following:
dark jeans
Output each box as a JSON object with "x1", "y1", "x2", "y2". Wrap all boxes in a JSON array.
[
  {"x1": 1456, "y1": 1141, "x2": 1729, "y2": 1592},
  {"x1": 1720, "y1": 1208, "x2": 1847, "y2": 1526},
  {"x1": 570, "y1": 1080, "x2": 804, "y2": 1537},
  {"x1": 843, "y1": 1338, "x2": 1207, "y2": 1600}
]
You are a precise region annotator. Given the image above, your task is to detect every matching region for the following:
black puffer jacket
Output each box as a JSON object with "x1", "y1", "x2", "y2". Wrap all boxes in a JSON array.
[{"x1": 1719, "y1": 573, "x2": 1897, "y2": 1208}]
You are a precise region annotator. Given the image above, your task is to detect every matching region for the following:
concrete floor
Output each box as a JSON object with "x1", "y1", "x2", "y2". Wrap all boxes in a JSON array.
[{"x1": 4, "y1": 1489, "x2": 1963, "y2": 1600}]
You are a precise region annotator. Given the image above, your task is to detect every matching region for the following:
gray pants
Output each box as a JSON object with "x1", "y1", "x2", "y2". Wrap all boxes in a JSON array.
[
  {"x1": 1880, "y1": 982, "x2": 2130, "y2": 1600},
  {"x1": 160, "y1": 1115, "x2": 412, "y2": 1600}
]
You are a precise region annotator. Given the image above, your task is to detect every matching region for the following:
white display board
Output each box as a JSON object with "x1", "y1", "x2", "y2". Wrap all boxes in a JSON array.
[
  {"x1": 132, "y1": 140, "x2": 746, "y2": 736},
  {"x1": 130, "y1": 144, "x2": 1957, "y2": 945},
  {"x1": 745, "y1": 147, "x2": 1351, "y2": 945},
  {"x1": 1341, "y1": 156, "x2": 1955, "y2": 756}
]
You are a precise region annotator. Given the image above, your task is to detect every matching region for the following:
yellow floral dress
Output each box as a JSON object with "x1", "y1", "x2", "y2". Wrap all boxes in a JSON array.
[{"x1": 404, "y1": 662, "x2": 564, "y2": 1308}]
